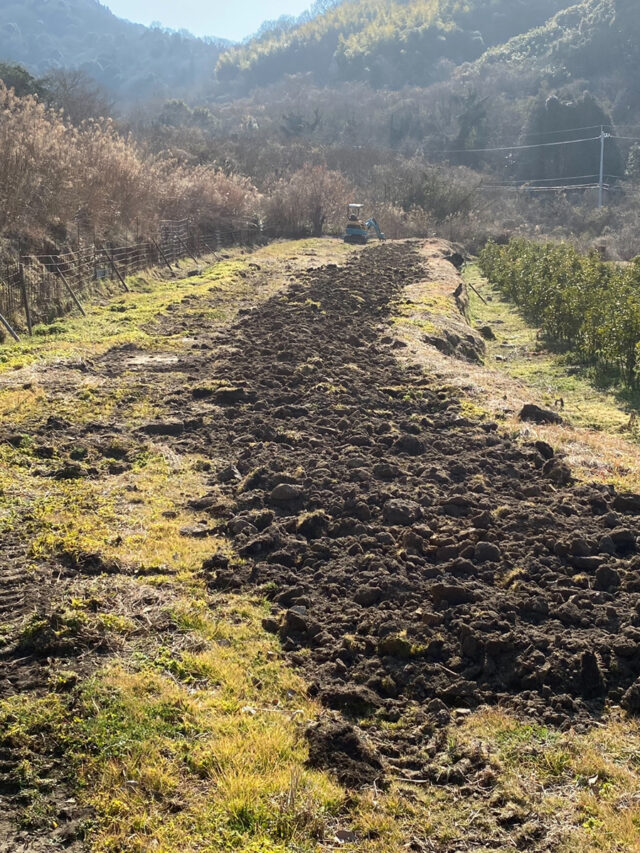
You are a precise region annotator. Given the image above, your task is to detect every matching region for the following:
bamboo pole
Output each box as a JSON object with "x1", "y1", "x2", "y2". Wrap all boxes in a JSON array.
[
  {"x1": 0, "y1": 310, "x2": 20, "y2": 342},
  {"x1": 177, "y1": 235, "x2": 199, "y2": 265}
]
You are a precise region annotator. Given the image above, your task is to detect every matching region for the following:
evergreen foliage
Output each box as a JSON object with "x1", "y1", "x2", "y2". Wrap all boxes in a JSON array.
[
  {"x1": 479, "y1": 238, "x2": 640, "y2": 386},
  {"x1": 517, "y1": 93, "x2": 623, "y2": 184},
  {"x1": 476, "y1": 0, "x2": 640, "y2": 125},
  {"x1": 215, "y1": 0, "x2": 577, "y2": 91},
  {"x1": 0, "y1": 62, "x2": 44, "y2": 97}
]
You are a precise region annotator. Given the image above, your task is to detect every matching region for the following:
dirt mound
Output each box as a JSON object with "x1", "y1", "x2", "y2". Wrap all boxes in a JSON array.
[
  {"x1": 306, "y1": 718, "x2": 385, "y2": 788},
  {"x1": 178, "y1": 241, "x2": 640, "y2": 778}
]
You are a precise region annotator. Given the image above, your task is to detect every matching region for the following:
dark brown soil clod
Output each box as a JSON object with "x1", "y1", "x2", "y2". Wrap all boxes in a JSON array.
[{"x1": 180, "y1": 243, "x2": 640, "y2": 783}]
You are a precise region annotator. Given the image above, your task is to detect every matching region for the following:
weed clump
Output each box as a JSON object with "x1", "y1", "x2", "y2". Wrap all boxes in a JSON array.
[{"x1": 16, "y1": 605, "x2": 132, "y2": 655}]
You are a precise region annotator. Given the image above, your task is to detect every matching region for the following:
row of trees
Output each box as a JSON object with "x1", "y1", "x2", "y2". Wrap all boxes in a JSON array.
[{"x1": 479, "y1": 238, "x2": 640, "y2": 385}]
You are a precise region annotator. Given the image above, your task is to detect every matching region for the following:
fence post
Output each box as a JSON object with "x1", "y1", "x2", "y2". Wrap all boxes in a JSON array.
[
  {"x1": 50, "y1": 256, "x2": 86, "y2": 317},
  {"x1": 102, "y1": 246, "x2": 130, "y2": 292},
  {"x1": 152, "y1": 240, "x2": 176, "y2": 276},
  {"x1": 18, "y1": 262, "x2": 32, "y2": 336}
]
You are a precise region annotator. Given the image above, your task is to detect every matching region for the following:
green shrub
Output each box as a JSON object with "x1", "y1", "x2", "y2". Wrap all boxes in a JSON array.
[{"x1": 479, "y1": 238, "x2": 640, "y2": 386}]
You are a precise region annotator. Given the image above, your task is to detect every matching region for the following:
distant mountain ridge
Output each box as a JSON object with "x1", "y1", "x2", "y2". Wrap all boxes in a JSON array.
[
  {"x1": 0, "y1": 0, "x2": 228, "y2": 104},
  {"x1": 215, "y1": 0, "x2": 580, "y2": 92},
  {"x1": 465, "y1": 0, "x2": 640, "y2": 124},
  {"x1": 2, "y1": 0, "x2": 638, "y2": 134}
]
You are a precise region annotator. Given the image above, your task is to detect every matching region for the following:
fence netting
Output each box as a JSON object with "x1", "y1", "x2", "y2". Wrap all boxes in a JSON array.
[{"x1": 0, "y1": 220, "x2": 265, "y2": 336}]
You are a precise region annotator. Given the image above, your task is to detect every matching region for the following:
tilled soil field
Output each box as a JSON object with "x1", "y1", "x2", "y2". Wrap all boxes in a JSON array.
[
  {"x1": 2, "y1": 239, "x2": 640, "y2": 814},
  {"x1": 169, "y1": 241, "x2": 640, "y2": 784}
]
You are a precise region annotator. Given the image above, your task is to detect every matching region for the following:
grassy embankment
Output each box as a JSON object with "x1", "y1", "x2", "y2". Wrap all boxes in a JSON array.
[{"x1": 465, "y1": 264, "x2": 640, "y2": 492}]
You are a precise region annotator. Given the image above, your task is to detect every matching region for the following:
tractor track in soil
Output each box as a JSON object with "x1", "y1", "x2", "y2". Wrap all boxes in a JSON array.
[
  {"x1": 1, "y1": 239, "x2": 640, "y2": 819},
  {"x1": 0, "y1": 544, "x2": 75, "y2": 696}
]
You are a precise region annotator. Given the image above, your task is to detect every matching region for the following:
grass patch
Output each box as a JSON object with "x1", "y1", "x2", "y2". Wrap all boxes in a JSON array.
[
  {"x1": 0, "y1": 596, "x2": 344, "y2": 851},
  {"x1": 22, "y1": 449, "x2": 218, "y2": 574},
  {"x1": 466, "y1": 264, "x2": 640, "y2": 436},
  {"x1": 456, "y1": 709, "x2": 640, "y2": 853},
  {"x1": 0, "y1": 257, "x2": 248, "y2": 373},
  {"x1": 391, "y1": 289, "x2": 458, "y2": 336},
  {"x1": 256, "y1": 237, "x2": 352, "y2": 260}
]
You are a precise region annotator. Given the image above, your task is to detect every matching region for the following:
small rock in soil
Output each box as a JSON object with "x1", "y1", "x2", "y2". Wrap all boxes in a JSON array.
[
  {"x1": 542, "y1": 458, "x2": 572, "y2": 486},
  {"x1": 594, "y1": 564, "x2": 621, "y2": 591},
  {"x1": 296, "y1": 511, "x2": 329, "y2": 538},
  {"x1": 534, "y1": 440, "x2": 555, "y2": 460},
  {"x1": 217, "y1": 464, "x2": 242, "y2": 483},
  {"x1": 213, "y1": 386, "x2": 249, "y2": 404},
  {"x1": 378, "y1": 635, "x2": 413, "y2": 657},
  {"x1": 474, "y1": 542, "x2": 501, "y2": 563},
  {"x1": 622, "y1": 679, "x2": 640, "y2": 712},
  {"x1": 383, "y1": 499, "x2": 421, "y2": 526},
  {"x1": 319, "y1": 685, "x2": 382, "y2": 716},
  {"x1": 610, "y1": 528, "x2": 637, "y2": 554},
  {"x1": 430, "y1": 583, "x2": 476, "y2": 605},
  {"x1": 393, "y1": 435, "x2": 426, "y2": 456},
  {"x1": 270, "y1": 483, "x2": 304, "y2": 503},
  {"x1": 478, "y1": 325, "x2": 496, "y2": 340}
]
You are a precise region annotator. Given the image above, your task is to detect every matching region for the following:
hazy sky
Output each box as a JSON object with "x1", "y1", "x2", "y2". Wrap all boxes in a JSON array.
[{"x1": 104, "y1": 0, "x2": 313, "y2": 41}]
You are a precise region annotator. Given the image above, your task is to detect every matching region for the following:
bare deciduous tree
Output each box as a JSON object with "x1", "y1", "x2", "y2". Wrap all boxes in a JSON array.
[
  {"x1": 264, "y1": 164, "x2": 352, "y2": 236},
  {"x1": 42, "y1": 68, "x2": 114, "y2": 124}
]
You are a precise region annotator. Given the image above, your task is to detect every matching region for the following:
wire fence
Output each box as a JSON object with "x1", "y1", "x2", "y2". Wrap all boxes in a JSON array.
[{"x1": 0, "y1": 219, "x2": 267, "y2": 339}]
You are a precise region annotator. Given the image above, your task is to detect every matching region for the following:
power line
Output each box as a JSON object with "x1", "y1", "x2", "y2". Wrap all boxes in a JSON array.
[
  {"x1": 488, "y1": 172, "x2": 627, "y2": 186},
  {"x1": 521, "y1": 124, "x2": 606, "y2": 138},
  {"x1": 428, "y1": 127, "x2": 631, "y2": 207},
  {"x1": 488, "y1": 173, "x2": 600, "y2": 185},
  {"x1": 439, "y1": 135, "x2": 601, "y2": 154},
  {"x1": 479, "y1": 184, "x2": 612, "y2": 192}
]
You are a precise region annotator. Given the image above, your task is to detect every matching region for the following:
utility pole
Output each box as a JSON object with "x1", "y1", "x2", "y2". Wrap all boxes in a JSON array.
[{"x1": 598, "y1": 126, "x2": 611, "y2": 209}]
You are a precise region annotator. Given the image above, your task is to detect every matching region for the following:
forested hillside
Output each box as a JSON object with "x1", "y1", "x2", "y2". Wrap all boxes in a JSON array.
[
  {"x1": 468, "y1": 0, "x2": 640, "y2": 123},
  {"x1": 0, "y1": 0, "x2": 227, "y2": 103},
  {"x1": 215, "y1": 0, "x2": 578, "y2": 91},
  {"x1": 2, "y1": 0, "x2": 640, "y2": 261}
]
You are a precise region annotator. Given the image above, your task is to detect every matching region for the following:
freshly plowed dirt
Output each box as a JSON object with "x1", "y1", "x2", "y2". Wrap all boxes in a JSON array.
[
  {"x1": 170, "y1": 241, "x2": 640, "y2": 780},
  {"x1": 2, "y1": 238, "x2": 640, "y2": 811}
]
